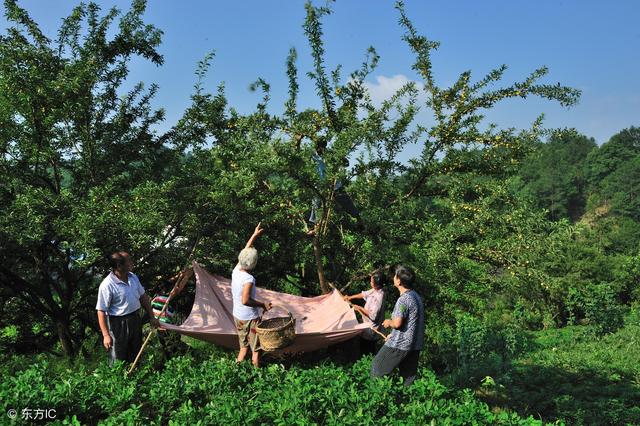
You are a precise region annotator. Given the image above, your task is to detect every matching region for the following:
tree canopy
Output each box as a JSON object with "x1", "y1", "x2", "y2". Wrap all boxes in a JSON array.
[{"x1": 1, "y1": 0, "x2": 637, "y2": 365}]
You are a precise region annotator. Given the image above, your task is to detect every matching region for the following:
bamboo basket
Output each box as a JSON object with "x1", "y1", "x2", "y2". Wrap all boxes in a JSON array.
[{"x1": 256, "y1": 305, "x2": 296, "y2": 351}]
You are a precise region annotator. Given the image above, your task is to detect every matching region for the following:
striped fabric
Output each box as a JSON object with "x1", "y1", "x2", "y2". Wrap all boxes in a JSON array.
[{"x1": 152, "y1": 294, "x2": 175, "y2": 324}]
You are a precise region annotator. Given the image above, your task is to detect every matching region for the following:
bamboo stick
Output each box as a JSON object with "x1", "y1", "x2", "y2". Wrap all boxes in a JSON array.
[
  {"x1": 127, "y1": 268, "x2": 193, "y2": 375},
  {"x1": 127, "y1": 235, "x2": 200, "y2": 375},
  {"x1": 369, "y1": 325, "x2": 387, "y2": 340},
  {"x1": 128, "y1": 328, "x2": 156, "y2": 373}
]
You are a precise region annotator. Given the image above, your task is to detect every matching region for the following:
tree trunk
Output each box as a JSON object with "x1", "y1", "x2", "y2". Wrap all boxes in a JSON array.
[
  {"x1": 54, "y1": 317, "x2": 76, "y2": 357},
  {"x1": 312, "y1": 234, "x2": 329, "y2": 294}
]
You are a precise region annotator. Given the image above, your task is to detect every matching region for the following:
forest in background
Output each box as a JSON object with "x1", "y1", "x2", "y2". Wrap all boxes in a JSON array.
[{"x1": 1, "y1": 0, "x2": 638, "y2": 424}]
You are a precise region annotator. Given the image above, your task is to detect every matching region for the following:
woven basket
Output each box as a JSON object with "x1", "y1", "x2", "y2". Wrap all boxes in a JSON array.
[{"x1": 256, "y1": 305, "x2": 296, "y2": 351}]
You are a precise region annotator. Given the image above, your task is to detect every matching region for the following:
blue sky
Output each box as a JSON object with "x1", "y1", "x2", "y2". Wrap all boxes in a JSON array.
[{"x1": 2, "y1": 1, "x2": 639, "y2": 151}]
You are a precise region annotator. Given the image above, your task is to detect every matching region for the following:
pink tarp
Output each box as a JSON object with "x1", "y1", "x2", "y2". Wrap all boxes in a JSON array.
[{"x1": 162, "y1": 262, "x2": 368, "y2": 353}]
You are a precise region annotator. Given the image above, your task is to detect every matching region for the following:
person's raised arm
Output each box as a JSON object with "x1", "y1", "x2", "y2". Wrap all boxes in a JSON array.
[{"x1": 245, "y1": 222, "x2": 264, "y2": 249}]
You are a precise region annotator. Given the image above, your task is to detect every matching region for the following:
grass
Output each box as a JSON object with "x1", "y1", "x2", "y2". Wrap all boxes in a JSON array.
[{"x1": 473, "y1": 308, "x2": 640, "y2": 425}]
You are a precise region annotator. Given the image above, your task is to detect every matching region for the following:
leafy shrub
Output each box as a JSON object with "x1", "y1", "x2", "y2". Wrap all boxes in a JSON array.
[
  {"x1": 426, "y1": 314, "x2": 531, "y2": 386},
  {"x1": 0, "y1": 353, "x2": 542, "y2": 425},
  {"x1": 567, "y1": 283, "x2": 625, "y2": 335},
  {"x1": 495, "y1": 313, "x2": 640, "y2": 425}
]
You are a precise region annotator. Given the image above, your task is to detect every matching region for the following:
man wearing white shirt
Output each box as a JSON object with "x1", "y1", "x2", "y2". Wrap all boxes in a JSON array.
[{"x1": 96, "y1": 251, "x2": 159, "y2": 364}]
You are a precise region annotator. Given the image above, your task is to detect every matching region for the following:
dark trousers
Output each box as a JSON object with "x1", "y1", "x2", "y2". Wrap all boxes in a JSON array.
[
  {"x1": 371, "y1": 345, "x2": 421, "y2": 386},
  {"x1": 107, "y1": 311, "x2": 142, "y2": 364}
]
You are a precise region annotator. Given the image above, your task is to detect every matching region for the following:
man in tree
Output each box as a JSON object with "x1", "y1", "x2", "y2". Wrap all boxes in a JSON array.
[
  {"x1": 96, "y1": 252, "x2": 160, "y2": 365},
  {"x1": 371, "y1": 265, "x2": 424, "y2": 386},
  {"x1": 308, "y1": 139, "x2": 360, "y2": 233},
  {"x1": 232, "y1": 223, "x2": 273, "y2": 367},
  {"x1": 343, "y1": 270, "x2": 386, "y2": 355}
]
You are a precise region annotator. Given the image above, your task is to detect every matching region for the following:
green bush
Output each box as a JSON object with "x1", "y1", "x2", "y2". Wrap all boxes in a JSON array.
[
  {"x1": 567, "y1": 283, "x2": 625, "y2": 335},
  {"x1": 492, "y1": 310, "x2": 640, "y2": 425},
  {"x1": 0, "y1": 353, "x2": 542, "y2": 425},
  {"x1": 426, "y1": 314, "x2": 531, "y2": 386}
]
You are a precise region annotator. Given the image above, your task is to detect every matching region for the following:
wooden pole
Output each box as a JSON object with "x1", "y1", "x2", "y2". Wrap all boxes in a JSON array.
[
  {"x1": 127, "y1": 235, "x2": 201, "y2": 375},
  {"x1": 128, "y1": 328, "x2": 156, "y2": 372},
  {"x1": 368, "y1": 325, "x2": 387, "y2": 341},
  {"x1": 127, "y1": 268, "x2": 193, "y2": 375}
]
